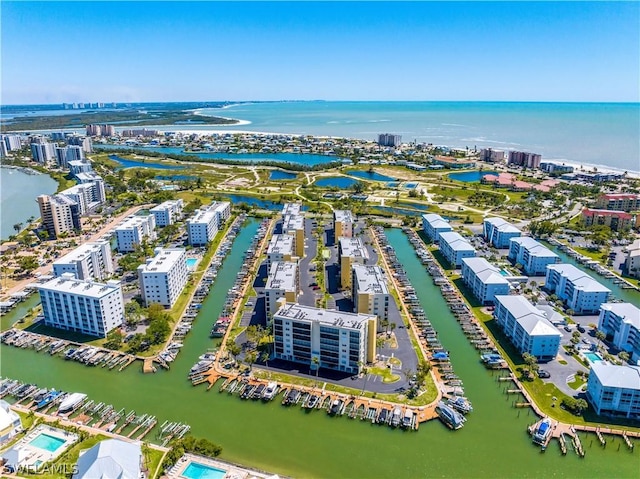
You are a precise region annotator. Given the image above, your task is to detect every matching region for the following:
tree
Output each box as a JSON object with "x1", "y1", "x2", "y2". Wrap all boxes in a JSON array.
[
  {"x1": 595, "y1": 330, "x2": 606, "y2": 351},
  {"x1": 17, "y1": 255, "x2": 39, "y2": 273},
  {"x1": 125, "y1": 301, "x2": 143, "y2": 325},
  {"x1": 311, "y1": 356, "x2": 320, "y2": 379},
  {"x1": 259, "y1": 350, "x2": 270, "y2": 368},
  {"x1": 618, "y1": 351, "x2": 630, "y2": 363},
  {"x1": 104, "y1": 329, "x2": 124, "y2": 350},
  {"x1": 225, "y1": 339, "x2": 241, "y2": 362},
  {"x1": 244, "y1": 351, "x2": 257, "y2": 371},
  {"x1": 13, "y1": 223, "x2": 23, "y2": 233},
  {"x1": 145, "y1": 316, "x2": 170, "y2": 345},
  {"x1": 522, "y1": 352, "x2": 538, "y2": 378}
]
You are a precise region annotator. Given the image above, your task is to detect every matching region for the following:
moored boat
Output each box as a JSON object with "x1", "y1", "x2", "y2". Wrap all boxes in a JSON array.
[
  {"x1": 436, "y1": 401, "x2": 466, "y2": 430},
  {"x1": 262, "y1": 382, "x2": 278, "y2": 401},
  {"x1": 390, "y1": 407, "x2": 402, "y2": 427},
  {"x1": 447, "y1": 396, "x2": 473, "y2": 414},
  {"x1": 58, "y1": 392, "x2": 87, "y2": 414},
  {"x1": 532, "y1": 418, "x2": 552, "y2": 446}
]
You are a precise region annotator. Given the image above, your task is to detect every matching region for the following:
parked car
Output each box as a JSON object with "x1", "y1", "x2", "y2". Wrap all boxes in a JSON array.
[{"x1": 538, "y1": 370, "x2": 551, "y2": 379}]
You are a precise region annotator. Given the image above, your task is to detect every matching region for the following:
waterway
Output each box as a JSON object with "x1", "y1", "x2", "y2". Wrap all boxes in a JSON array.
[
  {"x1": 0, "y1": 167, "x2": 58, "y2": 240},
  {"x1": 0, "y1": 226, "x2": 637, "y2": 477},
  {"x1": 346, "y1": 170, "x2": 397, "y2": 182},
  {"x1": 314, "y1": 177, "x2": 359, "y2": 188},
  {"x1": 98, "y1": 145, "x2": 339, "y2": 167},
  {"x1": 448, "y1": 170, "x2": 498, "y2": 182}
]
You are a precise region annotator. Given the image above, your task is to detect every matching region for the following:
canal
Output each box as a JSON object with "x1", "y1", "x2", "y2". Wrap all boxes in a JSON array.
[{"x1": 0, "y1": 225, "x2": 637, "y2": 478}]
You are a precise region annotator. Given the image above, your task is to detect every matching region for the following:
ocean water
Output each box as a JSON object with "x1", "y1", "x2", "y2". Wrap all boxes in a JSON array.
[{"x1": 194, "y1": 101, "x2": 640, "y2": 173}]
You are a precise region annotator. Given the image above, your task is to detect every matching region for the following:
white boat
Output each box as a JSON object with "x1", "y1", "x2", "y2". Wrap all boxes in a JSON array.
[
  {"x1": 58, "y1": 392, "x2": 87, "y2": 414},
  {"x1": 261, "y1": 382, "x2": 278, "y2": 401},
  {"x1": 532, "y1": 418, "x2": 552, "y2": 445}
]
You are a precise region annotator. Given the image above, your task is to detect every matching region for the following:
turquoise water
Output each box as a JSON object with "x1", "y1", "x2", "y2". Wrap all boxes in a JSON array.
[
  {"x1": 186, "y1": 258, "x2": 198, "y2": 268},
  {"x1": 29, "y1": 432, "x2": 66, "y2": 452},
  {"x1": 404, "y1": 182, "x2": 418, "y2": 189},
  {"x1": 100, "y1": 145, "x2": 339, "y2": 167},
  {"x1": 194, "y1": 102, "x2": 639, "y2": 173},
  {"x1": 584, "y1": 352, "x2": 603, "y2": 363},
  {"x1": 449, "y1": 170, "x2": 499, "y2": 182},
  {"x1": 314, "y1": 177, "x2": 358, "y2": 188},
  {"x1": 269, "y1": 170, "x2": 297, "y2": 180},
  {"x1": 0, "y1": 167, "x2": 58, "y2": 240},
  {"x1": 181, "y1": 462, "x2": 226, "y2": 479},
  {"x1": 346, "y1": 170, "x2": 396, "y2": 182},
  {"x1": 109, "y1": 154, "x2": 184, "y2": 170}
]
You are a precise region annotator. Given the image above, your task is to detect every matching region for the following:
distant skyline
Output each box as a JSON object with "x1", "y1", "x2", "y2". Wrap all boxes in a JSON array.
[{"x1": 2, "y1": 1, "x2": 639, "y2": 104}]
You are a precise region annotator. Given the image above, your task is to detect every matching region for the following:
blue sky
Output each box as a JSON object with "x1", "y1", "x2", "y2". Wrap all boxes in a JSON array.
[{"x1": 2, "y1": 1, "x2": 638, "y2": 103}]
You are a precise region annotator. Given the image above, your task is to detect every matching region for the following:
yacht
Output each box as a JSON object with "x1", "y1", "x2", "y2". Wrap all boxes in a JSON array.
[
  {"x1": 532, "y1": 418, "x2": 552, "y2": 445},
  {"x1": 390, "y1": 407, "x2": 402, "y2": 427},
  {"x1": 436, "y1": 401, "x2": 466, "y2": 430},
  {"x1": 58, "y1": 392, "x2": 87, "y2": 414},
  {"x1": 401, "y1": 409, "x2": 415, "y2": 429},
  {"x1": 447, "y1": 396, "x2": 473, "y2": 414},
  {"x1": 189, "y1": 360, "x2": 213, "y2": 376}
]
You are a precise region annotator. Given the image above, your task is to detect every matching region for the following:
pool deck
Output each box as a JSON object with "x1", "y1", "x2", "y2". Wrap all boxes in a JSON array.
[
  {"x1": 166, "y1": 453, "x2": 281, "y2": 479},
  {"x1": 3, "y1": 424, "x2": 78, "y2": 471}
]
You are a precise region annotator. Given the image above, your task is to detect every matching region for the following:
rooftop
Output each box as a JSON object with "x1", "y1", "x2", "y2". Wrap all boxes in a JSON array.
[
  {"x1": 150, "y1": 199, "x2": 183, "y2": 212},
  {"x1": 73, "y1": 439, "x2": 142, "y2": 479},
  {"x1": 339, "y1": 237, "x2": 370, "y2": 259},
  {"x1": 334, "y1": 210, "x2": 354, "y2": 223},
  {"x1": 282, "y1": 203, "x2": 302, "y2": 217},
  {"x1": 590, "y1": 363, "x2": 640, "y2": 391},
  {"x1": 461, "y1": 257, "x2": 510, "y2": 285},
  {"x1": 547, "y1": 264, "x2": 611, "y2": 293},
  {"x1": 116, "y1": 214, "x2": 153, "y2": 231},
  {"x1": 265, "y1": 261, "x2": 298, "y2": 292},
  {"x1": 509, "y1": 236, "x2": 559, "y2": 258},
  {"x1": 484, "y1": 217, "x2": 521, "y2": 233},
  {"x1": 352, "y1": 264, "x2": 389, "y2": 294},
  {"x1": 38, "y1": 273, "x2": 121, "y2": 298},
  {"x1": 600, "y1": 302, "x2": 640, "y2": 330},
  {"x1": 438, "y1": 231, "x2": 476, "y2": 252},
  {"x1": 53, "y1": 241, "x2": 110, "y2": 265},
  {"x1": 582, "y1": 208, "x2": 633, "y2": 220},
  {"x1": 495, "y1": 295, "x2": 561, "y2": 337},
  {"x1": 274, "y1": 303, "x2": 375, "y2": 330},
  {"x1": 282, "y1": 214, "x2": 305, "y2": 231},
  {"x1": 138, "y1": 248, "x2": 186, "y2": 274},
  {"x1": 422, "y1": 213, "x2": 452, "y2": 230},
  {"x1": 267, "y1": 234, "x2": 295, "y2": 256}
]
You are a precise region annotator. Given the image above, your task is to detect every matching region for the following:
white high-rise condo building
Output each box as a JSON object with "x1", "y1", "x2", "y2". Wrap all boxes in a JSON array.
[
  {"x1": 53, "y1": 241, "x2": 114, "y2": 281},
  {"x1": 282, "y1": 214, "x2": 305, "y2": 258},
  {"x1": 598, "y1": 303, "x2": 640, "y2": 364},
  {"x1": 37, "y1": 194, "x2": 82, "y2": 238},
  {"x1": 461, "y1": 257, "x2": 511, "y2": 305},
  {"x1": 115, "y1": 215, "x2": 156, "y2": 253},
  {"x1": 273, "y1": 303, "x2": 377, "y2": 374},
  {"x1": 508, "y1": 237, "x2": 560, "y2": 276},
  {"x1": 138, "y1": 248, "x2": 188, "y2": 308},
  {"x1": 351, "y1": 264, "x2": 390, "y2": 323},
  {"x1": 281, "y1": 203, "x2": 302, "y2": 219},
  {"x1": 38, "y1": 273, "x2": 124, "y2": 338},
  {"x1": 483, "y1": 217, "x2": 521, "y2": 248},
  {"x1": 150, "y1": 199, "x2": 184, "y2": 227},
  {"x1": 264, "y1": 261, "x2": 299, "y2": 319},
  {"x1": 422, "y1": 213, "x2": 453, "y2": 243},
  {"x1": 30, "y1": 142, "x2": 55, "y2": 164},
  {"x1": 545, "y1": 264, "x2": 610, "y2": 315},
  {"x1": 586, "y1": 363, "x2": 640, "y2": 418},
  {"x1": 266, "y1": 234, "x2": 296, "y2": 270},
  {"x1": 186, "y1": 201, "x2": 230, "y2": 246},
  {"x1": 438, "y1": 231, "x2": 476, "y2": 267}
]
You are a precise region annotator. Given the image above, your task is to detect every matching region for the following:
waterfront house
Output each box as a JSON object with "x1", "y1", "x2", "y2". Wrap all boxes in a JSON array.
[
  {"x1": 421, "y1": 213, "x2": 452, "y2": 243},
  {"x1": 508, "y1": 236, "x2": 560, "y2": 276},
  {"x1": 272, "y1": 303, "x2": 376, "y2": 374},
  {"x1": 483, "y1": 217, "x2": 521, "y2": 248},
  {"x1": 461, "y1": 257, "x2": 511, "y2": 305},
  {"x1": 586, "y1": 363, "x2": 640, "y2": 418},
  {"x1": 494, "y1": 295, "x2": 561, "y2": 361},
  {"x1": 545, "y1": 264, "x2": 611, "y2": 315},
  {"x1": 598, "y1": 303, "x2": 640, "y2": 364},
  {"x1": 438, "y1": 231, "x2": 476, "y2": 268},
  {"x1": 73, "y1": 439, "x2": 142, "y2": 479}
]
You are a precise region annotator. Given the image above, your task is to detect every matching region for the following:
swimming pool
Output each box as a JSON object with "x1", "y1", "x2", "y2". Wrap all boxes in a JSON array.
[
  {"x1": 181, "y1": 461, "x2": 227, "y2": 479},
  {"x1": 29, "y1": 433, "x2": 66, "y2": 453},
  {"x1": 584, "y1": 352, "x2": 603, "y2": 363},
  {"x1": 186, "y1": 258, "x2": 198, "y2": 268},
  {"x1": 404, "y1": 182, "x2": 418, "y2": 189}
]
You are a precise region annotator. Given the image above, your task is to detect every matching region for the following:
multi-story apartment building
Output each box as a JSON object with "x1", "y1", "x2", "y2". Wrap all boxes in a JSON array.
[
  {"x1": 68, "y1": 159, "x2": 94, "y2": 177},
  {"x1": 115, "y1": 214, "x2": 156, "y2": 253},
  {"x1": 266, "y1": 234, "x2": 296, "y2": 270},
  {"x1": 66, "y1": 135, "x2": 93, "y2": 153},
  {"x1": 438, "y1": 231, "x2": 476, "y2": 268},
  {"x1": 1, "y1": 134, "x2": 22, "y2": 152},
  {"x1": 581, "y1": 208, "x2": 634, "y2": 231},
  {"x1": 53, "y1": 241, "x2": 113, "y2": 281},
  {"x1": 138, "y1": 248, "x2": 188, "y2": 308},
  {"x1": 334, "y1": 210, "x2": 354, "y2": 238},
  {"x1": 507, "y1": 150, "x2": 542, "y2": 169},
  {"x1": 494, "y1": 295, "x2": 561, "y2": 361},
  {"x1": 338, "y1": 237, "x2": 370, "y2": 288},
  {"x1": 59, "y1": 181, "x2": 106, "y2": 215},
  {"x1": 37, "y1": 194, "x2": 82, "y2": 238},
  {"x1": 625, "y1": 239, "x2": 640, "y2": 279},
  {"x1": 30, "y1": 142, "x2": 56, "y2": 164},
  {"x1": 598, "y1": 303, "x2": 640, "y2": 364},
  {"x1": 480, "y1": 148, "x2": 506, "y2": 163},
  {"x1": 545, "y1": 264, "x2": 611, "y2": 315},
  {"x1": 421, "y1": 213, "x2": 453, "y2": 243},
  {"x1": 378, "y1": 133, "x2": 402, "y2": 147},
  {"x1": 281, "y1": 203, "x2": 302, "y2": 219},
  {"x1": 594, "y1": 193, "x2": 640, "y2": 212},
  {"x1": 483, "y1": 217, "x2": 521, "y2": 248},
  {"x1": 461, "y1": 257, "x2": 511, "y2": 305},
  {"x1": 264, "y1": 261, "x2": 299, "y2": 319},
  {"x1": 54, "y1": 145, "x2": 84, "y2": 168},
  {"x1": 351, "y1": 264, "x2": 390, "y2": 323},
  {"x1": 282, "y1": 214, "x2": 305, "y2": 258},
  {"x1": 508, "y1": 236, "x2": 560, "y2": 276},
  {"x1": 586, "y1": 363, "x2": 640, "y2": 418},
  {"x1": 38, "y1": 273, "x2": 124, "y2": 338},
  {"x1": 150, "y1": 199, "x2": 184, "y2": 227},
  {"x1": 273, "y1": 303, "x2": 377, "y2": 374},
  {"x1": 186, "y1": 201, "x2": 230, "y2": 246}
]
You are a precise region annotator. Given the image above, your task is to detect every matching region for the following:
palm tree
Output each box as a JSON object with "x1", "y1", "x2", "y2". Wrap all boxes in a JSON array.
[
  {"x1": 595, "y1": 330, "x2": 606, "y2": 352},
  {"x1": 311, "y1": 356, "x2": 320, "y2": 379},
  {"x1": 13, "y1": 222, "x2": 23, "y2": 233}
]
